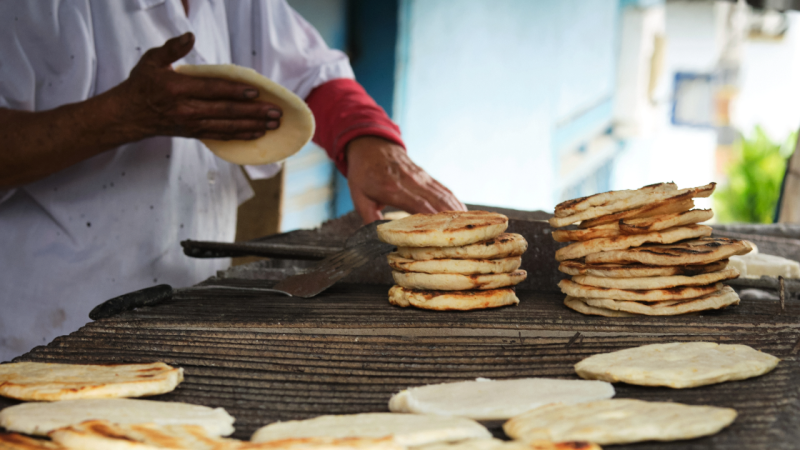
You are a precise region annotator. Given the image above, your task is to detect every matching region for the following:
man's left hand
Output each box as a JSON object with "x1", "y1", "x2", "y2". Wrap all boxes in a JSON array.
[{"x1": 346, "y1": 136, "x2": 467, "y2": 223}]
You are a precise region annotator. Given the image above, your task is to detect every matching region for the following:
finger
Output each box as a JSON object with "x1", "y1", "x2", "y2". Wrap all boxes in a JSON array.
[
  {"x1": 400, "y1": 172, "x2": 462, "y2": 213},
  {"x1": 180, "y1": 99, "x2": 282, "y2": 120},
  {"x1": 428, "y1": 178, "x2": 467, "y2": 211},
  {"x1": 350, "y1": 186, "x2": 384, "y2": 224},
  {"x1": 198, "y1": 131, "x2": 266, "y2": 141},
  {"x1": 191, "y1": 119, "x2": 276, "y2": 135},
  {"x1": 382, "y1": 183, "x2": 438, "y2": 216},
  {"x1": 173, "y1": 75, "x2": 279, "y2": 103},
  {"x1": 143, "y1": 32, "x2": 195, "y2": 68}
]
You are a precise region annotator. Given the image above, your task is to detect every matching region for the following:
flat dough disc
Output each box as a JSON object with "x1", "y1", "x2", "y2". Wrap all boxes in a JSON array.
[
  {"x1": 558, "y1": 259, "x2": 729, "y2": 278},
  {"x1": 585, "y1": 237, "x2": 753, "y2": 266},
  {"x1": 250, "y1": 413, "x2": 491, "y2": 447},
  {"x1": 0, "y1": 362, "x2": 183, "y2": 401},
  {"x1": 388, "y1": 286, "x2": 519, "y2": 310},
  {"x1": 572, "y1": 267, "x2": 739, "y2": 290},
  {"x1": 415, "y1": 439, "x2": 601, "y2": 450},
  {"x1": 583, "y1": 285, "x2": 740, "y2": 315},
  {"x1": 388, "y1": 377, "x2": 614, "y2": 421},
  {"x1": 559, "y1": 279, "x2": 722, "y2": 301},
  {"x1": 575, "y1": 341, "x2": 780, "y2": 389},
  {"x1": 503, "y1": 399, "x2": 737, "y2": 445},
  {"x1": 0, "y1": 399, "x2": 234, "y2": 437},
  {"x1": 555, "y1": 224, "x2": 712, "y2": 261},
  {"x1": 387, "y1": 253, "x2": 521, "y2": 275},
  {"x1": 563, "y1": 296, "x2": 636, "y2": 317},
  {"x1": 396, "y1": 233, "x2": 527, "y2": 260},
  {"x1": 377, "y1": 211, "x2": 508, "y2": 247},
  {"x1": 49, "y1": 420, "x2": 238, "y2": 450},
  {"x1": 393, "y1": 270, "x2": 527, "y2": 291},
  {"x1": 174, "y1": 64, "x2": 314, "y2": 165}
]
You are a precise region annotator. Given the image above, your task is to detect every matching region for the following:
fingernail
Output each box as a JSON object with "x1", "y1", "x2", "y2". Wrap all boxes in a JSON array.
[
  {"x1": 266, "y1": 120, "x2": 279, "y2": 130},
  {"x1": 244, "y1": 89, "x2": 258, "y2": 99},
  {"x1": 180, "y1": 33, "x2": 193, "y2": 45},
  {"x1": 267, "y1": 109, "x2": 281, "y2": 119}
]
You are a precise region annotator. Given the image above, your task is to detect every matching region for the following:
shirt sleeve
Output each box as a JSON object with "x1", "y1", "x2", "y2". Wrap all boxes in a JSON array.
[
  {"x1": 306, "y1": 79, "x2": 406, "y2": 177},
  {"x1": 0, "y1": 0, "x2": 96, "y2": 203}
]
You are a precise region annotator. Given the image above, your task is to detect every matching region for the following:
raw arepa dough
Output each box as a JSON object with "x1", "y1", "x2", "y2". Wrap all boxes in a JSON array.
[
  {"x1": 250, "y1": 413, "x2": 491, "y2": 447},
  {"x1": 0, "y1": 362, "x2": 183, "y2": 401},
  {"x1": 388, "y1": 286, "x2": 519, "y2": 310},
  {"x1": 558, "y1": 279, "x2": 723, "y2": 301},
  {"x1": 394, "y1": 270, "x2": 527, "y2": 291},
  {"x1": 413, "y1": 438, "x2": 601, "y2": 450},
  {"x1": 563, "y1": 296, "x2": 636, "y2": 317},
  {"x1": 575, "y1": 341, "x2": 780, "y2": 388},
  {"x1": 572, "y1": 267, "x2": 739, "y2": 290},
  {"x1": 0, "y1": 434, "x2": 64, "y2": 450},
  {"x1": 387, "y1": 253, "x2": 521, "y2": 275},
  {"x1": 555, "y1": 224, "x2": 712, "y2": 261},
  {"x1": 559, "y1": 259, "x2": 728, "y2": 278},
  {"x1": 388, "y1": 377, "x2": 614, "y2": 421},
  {"x1": 728, "y1": 252, "x2": 800, "y2": 279},
  {"x1": 48, "y1": 420, "x2": 237, "y2": 450},
  {"x1": 583, "y1": 285, "x2": 740, "y2": 315},
  {"x1": 396, "y1": 233, "x2": 527, "y2": 261},
  {"x1": 174, "y1": 64, "x2": 314, "y2": 165},
  {"x1": 585, "y1": 237, "x2": 753, "y2": 266},
  {"x1": 0, "y1": 399, "x2": 235, "y2": 437},
  {"x1": 377, "y1": 211, "x2": 508, "y2": 248},
  {"x1": 503, "y1": 399, "x2": 737, "y2": 445}
]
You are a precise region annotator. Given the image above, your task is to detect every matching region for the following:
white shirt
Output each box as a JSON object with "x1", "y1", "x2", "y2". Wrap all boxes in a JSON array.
[{"x1": 0, "y1": 0, "x2": 354, "y2": 362}]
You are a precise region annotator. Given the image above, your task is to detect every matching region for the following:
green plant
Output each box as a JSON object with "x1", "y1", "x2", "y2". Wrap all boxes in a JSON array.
[{"x1": 715, "y1": 126, "x2": 797, "y2": 223}]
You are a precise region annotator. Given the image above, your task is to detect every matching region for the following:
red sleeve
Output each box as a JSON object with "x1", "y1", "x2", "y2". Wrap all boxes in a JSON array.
[{"x1": 305, "y1": 78, "x2": 405, "y2": 177}]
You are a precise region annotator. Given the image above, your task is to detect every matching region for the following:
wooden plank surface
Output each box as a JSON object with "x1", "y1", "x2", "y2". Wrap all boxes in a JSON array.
[{"x1": 3, "y1": 283, "x2": 800, "y2": 449}]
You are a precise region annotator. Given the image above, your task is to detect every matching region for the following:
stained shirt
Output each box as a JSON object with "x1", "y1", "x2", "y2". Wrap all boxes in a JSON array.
[{"x1": 0, "y1": 0, "x2": 354, "y2": 362}]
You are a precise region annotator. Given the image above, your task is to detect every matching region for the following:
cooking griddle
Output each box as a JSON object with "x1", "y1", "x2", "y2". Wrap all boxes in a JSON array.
[{"x1": 3, "y1": 282, "x2": 800, "y2": 449}]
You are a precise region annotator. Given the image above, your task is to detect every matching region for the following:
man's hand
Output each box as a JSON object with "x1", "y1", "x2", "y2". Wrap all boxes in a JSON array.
[
  {"x1": 346, "y1": 136, "x2": 466, "y2": 223},
  {"x1": 117, "y1": 32, "x2": 282, "y2": 142}
]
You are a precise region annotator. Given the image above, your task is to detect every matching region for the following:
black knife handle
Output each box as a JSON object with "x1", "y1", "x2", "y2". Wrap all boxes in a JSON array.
[{"x1": 89, "y1": 284, "x2": 173, "y2": 320}]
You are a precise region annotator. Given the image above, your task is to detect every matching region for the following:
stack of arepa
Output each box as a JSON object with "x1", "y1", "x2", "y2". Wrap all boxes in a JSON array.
[
  {"x1": 377, "y1": 211, "x2": 528, "y2": 310},
  {"x1": 549, "y1": 182, "x2": 753, "y2": 317}
]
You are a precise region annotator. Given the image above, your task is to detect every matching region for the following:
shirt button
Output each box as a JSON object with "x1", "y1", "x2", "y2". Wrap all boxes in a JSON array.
[{"x1": 207, "y1": 171, "x2": 217, "y2": 184}]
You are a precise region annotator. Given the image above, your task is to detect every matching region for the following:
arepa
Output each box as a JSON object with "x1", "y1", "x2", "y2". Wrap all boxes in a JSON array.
[
  {"x1": 0, "y1": 362, "x2": 183, "y2": 401},
  {"x1": 555, "y1": 224, "x2": 712, "y2": 261},
  {"x1": 618, "y1": 208, "x2": 713, "y2": 234},
  {"x1": 250, "y1": 413, "x2": 491, "y2": 447},
  {"x1": 238, "y1": 437, "x2": 403, "y2": 449},
  {"x1": 554, "y1": 182, "x2": 676, "y2": 217},
  {"x1": 503, "y1": 399, "x2": 736, "y2": 445},
  {"x1": 393, "y1": 270, "x2": 527, "y2": 291},
  {"x1": 549, "y1": 183, "x2": 713, "y2": 228},
  {"x1": 388, "y1": 286, "x2": 519, "y2": 310},
  {"x1": 395, "y1": 233, "x2": 527, "y2": 260},
  {"x1": 563, "y1": 296, "x2": 636, "y2": 317},
  {"x1": 0, "y1": 399, "x2": 234, "y2": 437},
  {"x1": 585, "y1": 237, "x2": 753, "y2": 266},
  {"x1": 0, "y1": 434, "x2": 64, "y2": 450},
  {"x1": 48, "y1": 420, "x2": 237, "y2": 450},
  {"x1": 558, "y1": 259, "x2": 728, "y2": 278},
  {"x1": 583, "y1": 285, "x2": 740, "y2": 315},
  {"x1": 387, "y1": 253, "x2": 521, "y2": 275},
  {"x1": 572, "y1": 267, "x2": 739, "y2": 290},
  {"x1": 575, "y1": 341, "x2": 780, "y2": 388},
  {"x1": 388, "y1": 377, "x2": 614, "y2": 421},
  {"x1": 377, "y1": 211, "x2": 508, "y2": 247},
  {"x1": 577, "y1": 196, "x2": 697, "y2": 229},
  {"x1": 413, "y1": 438, "x2": 601, "y2": 450},
  {"x1": 558, "y1": 279, "x2": 723, "y2": 301}
]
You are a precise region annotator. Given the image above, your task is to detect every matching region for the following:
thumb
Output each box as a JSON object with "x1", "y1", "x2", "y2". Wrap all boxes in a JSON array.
[
  {"x1": 143, "y1": 32, "x2": 195, "y2": 68},
  {"x1": 350, "y1": 186, "x2": 384, "y2": 224}
]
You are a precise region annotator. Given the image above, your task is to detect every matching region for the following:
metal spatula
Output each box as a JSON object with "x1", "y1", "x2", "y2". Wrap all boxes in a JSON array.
[{"x1": 90, "y1": 222, "x2": 393, "y2": 319}]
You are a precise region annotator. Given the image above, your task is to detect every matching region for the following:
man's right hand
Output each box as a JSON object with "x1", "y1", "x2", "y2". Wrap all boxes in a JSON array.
[{"x1": 117, "y1": 32, "x2": 282, "y2": 142}]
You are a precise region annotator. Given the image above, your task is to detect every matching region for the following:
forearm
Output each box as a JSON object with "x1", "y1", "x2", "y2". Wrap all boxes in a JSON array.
[{"x1": 0, "y1": 87, "x2": 140, "y2": 188}]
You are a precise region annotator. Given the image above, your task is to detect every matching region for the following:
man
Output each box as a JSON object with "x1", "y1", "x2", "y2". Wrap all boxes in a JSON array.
[{"x1": 0, "y1": 0, "x2": 464, "y2": 361}]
